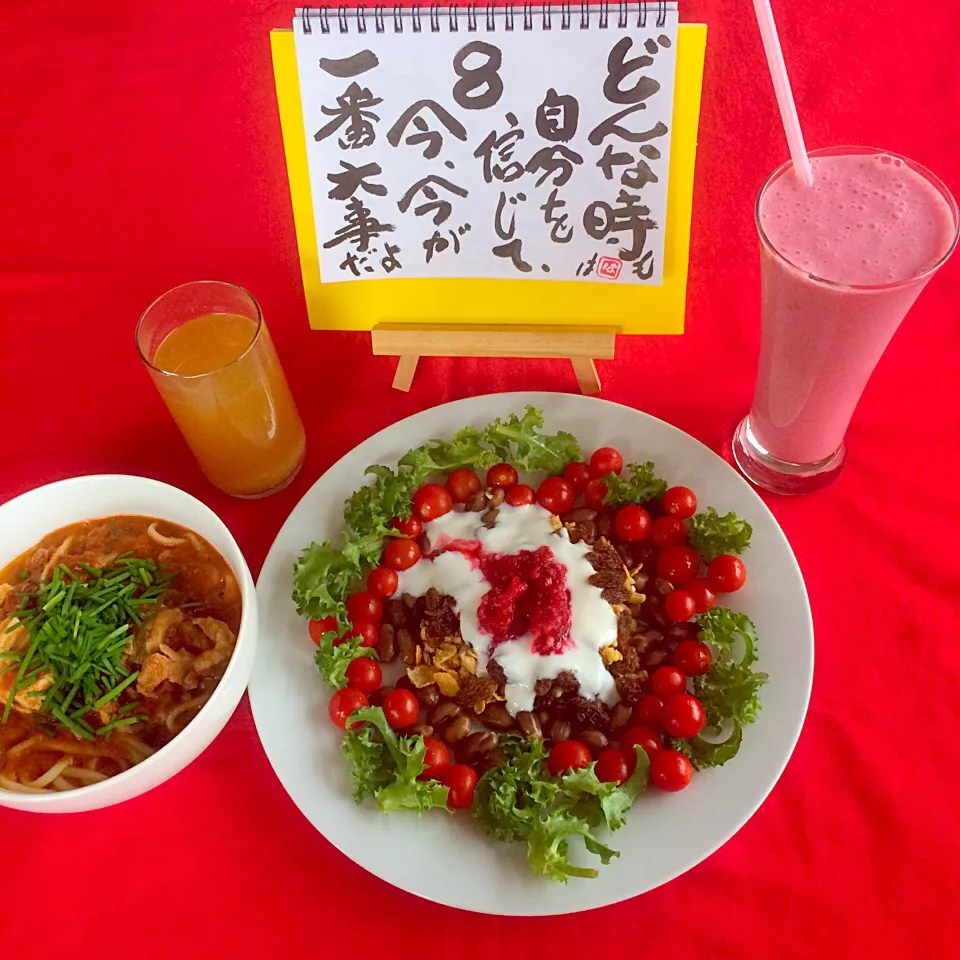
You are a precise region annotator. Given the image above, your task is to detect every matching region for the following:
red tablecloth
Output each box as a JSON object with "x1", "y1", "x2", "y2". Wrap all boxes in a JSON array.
[{"x1": 3, "y1": 1, "x2": 960, "y2": 956}]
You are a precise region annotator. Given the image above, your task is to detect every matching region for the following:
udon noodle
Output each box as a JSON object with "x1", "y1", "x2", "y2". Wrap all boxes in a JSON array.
[{"x1": 0, "y1": 516, "x2": 241, "y2": 793}]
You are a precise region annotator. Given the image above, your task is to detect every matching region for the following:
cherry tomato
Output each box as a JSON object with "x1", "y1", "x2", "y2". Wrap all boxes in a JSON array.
[
  {"x1": 633, "y1": 695, "x2": 666, "y2": 728},
  {"x1": 344, "y1": 657, "x2": 382, "y2": 694},
  {"x1": 367, "y1": 566, "x2": 399, "y2": 599},
  {"x1": 446, "y1": 468, "x2": 481, "y2": 503},
  {"x1": 440, "y1": 764, "x2": 478, "y2": 809},
  {"x1": 651, "y1": 515, "x2": 687, "y2": 548},
  {"x1": 673, "y1": 639, "x2": 713, "y2": 676},
  {"x1": 383, "y1": 538, "x2": 421, "y2": 571},
  {"x1": 651, "y1": 665, "x2": 687, "y2": 697},
  {"x1": 650, "y1": 749, "x2": 694, "y2": 791},
  {"x1": 595, "y1": 748, "x2": 632, "y2": 784},
  {"x1": 584, "y1": 479, "x2": 608, "y2": 510},
  {"x1": 662, "y1": 693, "x2": 706, "y2": 739},
  {"x1": 615, "y1": 504, "x2": 651, "y2": 542},
  {"x1": 657, "y1": 544, "x2": 699, "y2": 585},
  {"x1": 418, "y1": 736, "x2": 451, "y2": 780},
  {"x1": 562, "y1": 461, "x2": 592, "y2": 492},
  {"x1": 537, "y1": 476, "x2": 575, "y2": 515},
  {"x1": 505, "y1": 483, "x2": 536, "y2": 506},
  {"x1": 707, "y1": 554, "x2": 747, "y2": 593},
  {"x1": 308, "y1": 617, "x2": 337, "y2": 644},
  {"x1": 328, "y1": 688, "x2": 368, "y2": 729},
  {"x1": 664, "y1": 589, "x2": 697, "y2": 622},
  {"x1": 590, "y1": 446, "x2": 624, "y2": 478},
  {"x1": 663, "y1": 485, "x2": 697, "y2": 519},
  {"x1": 548, "y1": 739, "x2": 593, "y2": 776},
  {"x1": 346, "y1": 591, "x2": 383, "y2": 625},
  {"x1": 686, "y1": 579, "x2": 716, "y2": 614},
  {"x1": 348, "y1": 621, "x2": 379, "y2": 648},
  {"x1": 487, "y1": 463, "x2": 519, "y2": 488},
  {"x1": 621, "y1": 725, "x2": 663, "y2": 759},
  {"x1": 413, "y1": 483, "x2": 453, "y2": 522},
  {"x1": 391, "y1": 515, "x2": 423, "y2": 538},
  {"x1": 382, "y1": 688, "x2": 420, "y2": 730}
]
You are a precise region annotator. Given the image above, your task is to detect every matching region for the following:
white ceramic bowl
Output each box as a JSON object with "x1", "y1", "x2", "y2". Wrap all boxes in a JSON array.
[{"x1": 0, "y1": 474, "x2": 257, "y2": 813}]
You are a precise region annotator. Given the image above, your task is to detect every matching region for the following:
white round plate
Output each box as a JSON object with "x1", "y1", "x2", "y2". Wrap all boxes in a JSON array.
[{"x1": 249, "y1": 393, "x2": 813, "y2": 915}]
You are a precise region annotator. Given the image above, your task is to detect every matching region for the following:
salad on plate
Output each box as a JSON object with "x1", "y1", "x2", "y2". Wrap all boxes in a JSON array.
[{"x1": 292, "y1": 408, "x2": 767, "y2": 881}]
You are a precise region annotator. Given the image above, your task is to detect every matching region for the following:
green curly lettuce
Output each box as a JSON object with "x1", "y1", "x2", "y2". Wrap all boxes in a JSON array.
[
  {"x1": 292, "y1": 541, "x2": 362, "y2": 629},
  {"x1": 481, "y1": 408, "x2": 581, "y2": 474},
  {"x1": 474, "y1": 738, "x2": 649, "y2": 881},
  {"x1": 341, "y1": 722, "x2": 391, "y2": 801},
  {"x1": 674, "y1": 720, "x2": 743, "y2": 769},
  {"x1": 558, "y1": 747, "x2": 650, "y2": 832},
  {"x1": 347, "y1": 407, "x2": 581, "y2": 540},
  {"x1": 527, "y1": 812, "x2": 621, "y2": 882},
  {"x1": 341, "y1": 707, "x2": 449, "y2": 813},
  {"x1": 603, "y1": 461, "x2": 668, "y2": 505},
  {"x1": 344, "y1": 464, "x2": 420, "y2": 543},
  {"x1": 689, "y1": 508, "x2": 753, "y2": 561},
  {"x1": 314, "y1": 631, "x2": 376, "y2": 689},
  {"x1": 474, "y1": 738, "x2": 561, "y2": 842},
  {"x1": 680, "y1": 608, "x2": 768, "y2": 769}
]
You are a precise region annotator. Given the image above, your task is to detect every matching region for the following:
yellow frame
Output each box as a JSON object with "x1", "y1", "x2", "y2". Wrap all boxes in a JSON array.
[{"x1": 271, "y1": 24, "x2": 706, "y2": 333}]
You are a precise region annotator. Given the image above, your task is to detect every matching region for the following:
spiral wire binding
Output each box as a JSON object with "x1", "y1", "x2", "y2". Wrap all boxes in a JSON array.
[{"x1": 299, "y1": 1, "x2": 671, "y2": 34}]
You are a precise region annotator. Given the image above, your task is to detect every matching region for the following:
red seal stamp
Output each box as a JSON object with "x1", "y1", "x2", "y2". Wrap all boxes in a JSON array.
[{"x1": 597, "y1": 255, "x2": 622, "y2": 279}]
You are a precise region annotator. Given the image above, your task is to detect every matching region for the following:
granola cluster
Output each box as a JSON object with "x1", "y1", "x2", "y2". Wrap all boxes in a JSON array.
[{"x1": 404, "y1": 589, "x2": 481, "y2": 698}]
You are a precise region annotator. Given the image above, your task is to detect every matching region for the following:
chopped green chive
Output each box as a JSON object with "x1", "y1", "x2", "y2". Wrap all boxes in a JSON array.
[
  {"x1": 41, "y1": 589, "x2": 66, "y2": 612},
  {"x1": 92, "y1": 669, "x2": 140, "y2": 709},
  {"x1": 2, "y1": 557, "x2": 176, "y2": 738},
  {"x1": 98, "y1": 716, "x2": 142, "y2": 736}
]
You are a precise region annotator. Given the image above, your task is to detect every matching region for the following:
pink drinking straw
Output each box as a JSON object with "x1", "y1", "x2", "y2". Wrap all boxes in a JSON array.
[{"x1": 751, "y1": 0, "x2": 814, "y2": 186}]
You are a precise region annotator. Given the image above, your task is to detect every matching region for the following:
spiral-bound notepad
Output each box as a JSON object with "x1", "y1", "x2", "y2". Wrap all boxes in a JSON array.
[
  {"x1": 271, "y1": 6, "x2": 705, "y2": 331},
  {"x1": 294, "y1": 2, "x2": 678, "y2": 285}
]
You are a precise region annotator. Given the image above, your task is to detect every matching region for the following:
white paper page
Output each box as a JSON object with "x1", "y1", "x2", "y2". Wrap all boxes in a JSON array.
[{"x1": 294, "y1": 4, "x2": 678, "y2": 284}]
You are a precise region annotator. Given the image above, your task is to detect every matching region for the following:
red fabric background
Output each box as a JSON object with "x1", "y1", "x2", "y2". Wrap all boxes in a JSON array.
[{"x1": 2, "y1": 1, "x2": 959, "y2": 957}]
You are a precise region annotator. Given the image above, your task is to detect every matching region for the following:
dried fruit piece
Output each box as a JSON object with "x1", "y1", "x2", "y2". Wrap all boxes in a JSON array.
[{"x1": 457, "y1": 675, "x2": 500, "y2": 714}]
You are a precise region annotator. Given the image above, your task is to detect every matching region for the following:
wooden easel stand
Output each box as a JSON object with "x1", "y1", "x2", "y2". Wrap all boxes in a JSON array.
[{"x1": 371, "y1": 323, "x2": 617, "y2": 395}]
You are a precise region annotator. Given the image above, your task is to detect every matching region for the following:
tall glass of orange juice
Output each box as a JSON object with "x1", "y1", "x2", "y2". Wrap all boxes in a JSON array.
[{"x1": 136, "y1": 281, "x2": 306, "y2": 498}]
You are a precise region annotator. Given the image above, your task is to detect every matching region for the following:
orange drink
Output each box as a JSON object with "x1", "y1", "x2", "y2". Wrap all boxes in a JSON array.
[{"x1": 137, "y1": 281, "x2": 305, "y2": 498}]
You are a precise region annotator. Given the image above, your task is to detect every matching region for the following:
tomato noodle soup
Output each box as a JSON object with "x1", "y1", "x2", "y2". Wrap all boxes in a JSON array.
[{"x1": 0, "y1": 516, "x2": 241, "y2": 793}]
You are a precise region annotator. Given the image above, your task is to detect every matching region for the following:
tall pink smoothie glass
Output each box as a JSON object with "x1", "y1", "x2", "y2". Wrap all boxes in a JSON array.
[{"x1": 733, "y1": 147, "x2": 959, "y2": 494}]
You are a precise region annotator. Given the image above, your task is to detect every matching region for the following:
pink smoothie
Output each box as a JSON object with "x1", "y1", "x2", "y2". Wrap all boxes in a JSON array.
[{"x1": 748, "y1": 151, "x2": 957, "y2": 464}]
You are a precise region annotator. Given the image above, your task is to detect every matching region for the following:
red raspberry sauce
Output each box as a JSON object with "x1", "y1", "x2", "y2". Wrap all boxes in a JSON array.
[{"x1": 476, "y1": 546, "x2": 573, "y2": 654}]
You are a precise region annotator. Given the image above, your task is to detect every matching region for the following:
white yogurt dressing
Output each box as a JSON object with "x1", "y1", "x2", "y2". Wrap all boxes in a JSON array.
[{"x1": 396, "y1": 503, "x2": 618, "y2": 714}]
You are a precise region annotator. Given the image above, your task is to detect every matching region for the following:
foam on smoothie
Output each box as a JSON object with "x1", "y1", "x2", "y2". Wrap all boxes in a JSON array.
[{"x1": 759, "y1": 153, "x2": 955, "y2": 285}]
